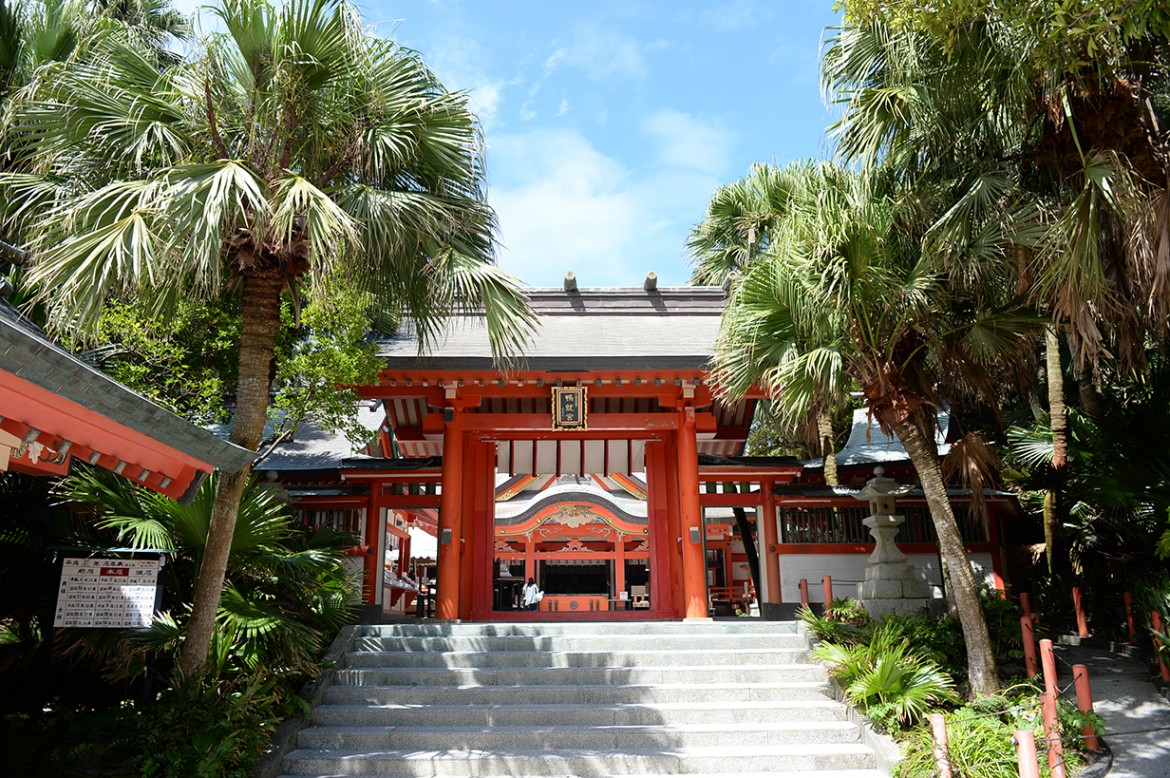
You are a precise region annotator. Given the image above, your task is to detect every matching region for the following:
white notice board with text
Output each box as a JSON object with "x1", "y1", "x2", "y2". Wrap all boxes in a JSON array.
[{"x1": 54, "y1": 558, "x2": 161, "y2": 628}]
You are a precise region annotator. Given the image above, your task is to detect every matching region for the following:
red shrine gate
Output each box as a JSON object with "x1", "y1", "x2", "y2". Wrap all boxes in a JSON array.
[
  {"x1": 354, "y1": 366, "x2": 799, "y2": 621},
  {"x1": 270, "y1": 285, "x2": 1011, "y2": 622}
]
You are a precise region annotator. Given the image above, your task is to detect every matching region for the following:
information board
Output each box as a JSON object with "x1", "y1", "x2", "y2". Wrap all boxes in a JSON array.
[{"x1": 54, "y1": 558, "x2": 161, "y2": 628}]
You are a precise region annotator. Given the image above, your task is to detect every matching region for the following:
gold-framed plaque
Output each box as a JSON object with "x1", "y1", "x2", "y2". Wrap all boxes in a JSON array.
[{"x1": 552, "y1": 386, "x2": 587, "y2": 430}]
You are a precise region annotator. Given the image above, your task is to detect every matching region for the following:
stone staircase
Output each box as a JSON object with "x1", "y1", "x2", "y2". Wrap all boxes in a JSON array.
[{"x1": 277, "y1": 621, "x2": 889, "y2": 777}]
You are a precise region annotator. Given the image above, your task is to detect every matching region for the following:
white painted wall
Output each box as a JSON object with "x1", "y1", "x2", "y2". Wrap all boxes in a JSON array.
[{"x1": 778, "y1": 552, "x2": 996, "y2": 603}]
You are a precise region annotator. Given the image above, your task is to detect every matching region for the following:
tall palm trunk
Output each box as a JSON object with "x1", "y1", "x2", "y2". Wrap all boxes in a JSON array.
[
  {"x1": 817, "y1": 407, "x2": 838, "y2": 486},
  {"x1": 178, "y1": 271, "x2": 283, "y2": 678},
  {"x1": 889, "y1": 414, "x2": 1000, "y2": 697},
  {"x1": 1044, "y1": 325, "x2": 1067, "y2": 575}
]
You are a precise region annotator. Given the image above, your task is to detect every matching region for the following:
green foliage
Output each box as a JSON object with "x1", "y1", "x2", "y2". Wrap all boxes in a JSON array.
[
  {"x1": 271, "y1": 275, "x2": 383, "y2": 449},
  {"x1": 812, "y1": 620, "x2": 961, "y2": 731},
  {"x1": 132, "y1": 670, "x2": 294, "y2": 777},
  {"x1": 799, "y1": 604, "x2": 856, "y2": 644},
  {"x1": 894, "y1": 684, "x2": 1094, "y2": 777},
  {"x1": 979, "y1": 587, "x2": 1025, "y2": 659},
  {"x1": 61, "y1": 298, "x2": 242, "y2": 425},
  {"x1": 841, "y1": 0, "x2": 1170, "y2": 77},
  {"x1": 57, "y1": 468, "x2": 360, "y2": 680}
]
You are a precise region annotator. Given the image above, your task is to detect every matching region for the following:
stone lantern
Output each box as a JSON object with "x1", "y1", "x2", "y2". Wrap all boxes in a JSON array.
[{"x1": 852, "y1": 466, "x2": 931, "y2": 616}]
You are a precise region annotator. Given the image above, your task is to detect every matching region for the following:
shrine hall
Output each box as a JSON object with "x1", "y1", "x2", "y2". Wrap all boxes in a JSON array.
[{"x1": 260, "y1": 279, "x2": 1016, "y2": 622}]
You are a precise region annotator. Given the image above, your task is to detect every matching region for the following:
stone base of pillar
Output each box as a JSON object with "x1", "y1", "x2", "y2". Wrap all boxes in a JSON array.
[{"x1": 858, "y1": 514, "x2": 932, "y2": 618}]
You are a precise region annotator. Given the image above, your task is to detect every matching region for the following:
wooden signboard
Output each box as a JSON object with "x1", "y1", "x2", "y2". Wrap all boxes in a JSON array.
[{"x1": 552, "y1": 386, "x2": 587, "y2": 430}]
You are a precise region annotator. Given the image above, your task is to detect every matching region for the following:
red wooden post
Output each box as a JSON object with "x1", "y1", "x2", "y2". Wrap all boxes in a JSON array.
[
  {"x1": 929, "y1": 713, "x2": 952, "y2": 778},
  {"x1": 822, "y1": 575, "x2": 833, "y2": 607},
  {"x1": 1072, "y1": 664, "x2": 1100, "y2": 751},
  {"x1": 799, "y1": 578, "x2": 809, "y2": 607},
  {"x1": 1151, "y1": 610, "x2": 1170, "y2": 683},
  {"x1": 1123, "y1": 592, "x2": 1138, "y2": 645},
  {"x1": 1014, "y1": 730, "x2": 1041, "y2": 778},
  {"x1": 1021, "y1": 615, "x2": 1039, "y2": 677},
  {"x1": 1021, "y1": 591, "x2": 1034, "y2": 623},
  {"x1": 1072, "y1": 586, "x2": 1089, "y2": 638},
  {"x1": 1039, "y1": 639, "x2": 1067, "y2": 778}
]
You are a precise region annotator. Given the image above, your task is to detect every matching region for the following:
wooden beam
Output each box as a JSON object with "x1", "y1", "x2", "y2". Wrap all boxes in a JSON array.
[{"x1": 455, "y1": 412, "x2": 718, "y2": 435}]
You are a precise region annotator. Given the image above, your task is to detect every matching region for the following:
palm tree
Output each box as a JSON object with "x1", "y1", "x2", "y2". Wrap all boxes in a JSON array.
[
  {"x1": 1, "y1": 0, "x2": 535, "y2": 676},
  {"x1": 822, "y1": 7, "x2": 1170, "y2": 572},
  {"x1": 715, "y1": 161, "x2": 1038, "y2": 696},
  {"x1": 687, "y1": 162, "x2": 849, "y2": 486}
]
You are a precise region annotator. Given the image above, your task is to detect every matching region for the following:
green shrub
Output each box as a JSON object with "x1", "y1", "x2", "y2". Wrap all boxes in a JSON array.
[
  {"x1": 812, "y1": 621, "x2": 960, "y2": 731},
  {"x1": 979, "y1": 587, "x2": 1026, "y2": 659},
  {"x1": 133, "y1": 671, "x2": 298, "y2": 778},
  {"x1": 797, "y1": 603, "x2": 863, "y2": 644},
  {"x1": 894, "y1": 686, "x2": 1094, "y2": 778}
]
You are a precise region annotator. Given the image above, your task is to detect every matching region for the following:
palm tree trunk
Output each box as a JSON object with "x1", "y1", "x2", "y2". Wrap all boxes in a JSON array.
[
  {"x1": 178, "y1": 271, "x2": 283, "y2": 678},
  {"x1": 889, "y1": 415, "x2": 1000, "y2": 697},
  {"x1": 817, "y1": 407, "x2": 838, "y2": 486},
  {"x1": 1045, "y1": 325, "x2": 1067, "y2": 575}
]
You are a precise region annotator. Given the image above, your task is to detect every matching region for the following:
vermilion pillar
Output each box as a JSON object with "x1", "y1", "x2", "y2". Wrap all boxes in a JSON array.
[
  {"x1": 677, "y1": 407, "x2": 708, "y2": 619},
  {"x1": 760, "y1": 479, "x2": 780, "y2": 604},
  {"x1": 644, "y1": 440, "x2": 671, "y2": 613},
  {"x1": 662, "y1": 434, "x2": 686, "y2": 616},
  {"x1": 362, "y1": 488, "x2": 383, "y2": 606},
  {"x1": 467, "y1": 440, "x2": 493, "y2": 620},
  {"x1": 436, "y1": 404, "x2": 464, "y2": 620},
  {"x1": 458, "y1": 436, "x2": 479, "y2": 620}
]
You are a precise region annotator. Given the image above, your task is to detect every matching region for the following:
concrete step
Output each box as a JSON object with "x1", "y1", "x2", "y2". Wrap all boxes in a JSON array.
[
  {"x1": 311, "y1": 699, "x2": 848, "y2": 728},
  {"x1": 280, "y1": 773, "x2": 885, "y2": 778},
  {"x1": 357, "y1": 621, "x2": 801, "y2": 638},
  {"x1": 282, "y1": 621, "x2": 885, "y2": 777},
  {"x1": 352, "y1": 632, "x2": 810, "y2": 652},
  {"x1": 334, "y1": 663, "x2": 824, "y2": 687},
  {"x1": 298, "y1": 721, "x2": 863, "y2": 751},
  {"x1": 323, "y1": 680, "x2": 837, "y2": 706},
  {"x1": 280, "y1": 743, "x2": 879, "y2": 775},
  {"x1": 342, "y1": 647, "x2": 809, "y2": 668}
]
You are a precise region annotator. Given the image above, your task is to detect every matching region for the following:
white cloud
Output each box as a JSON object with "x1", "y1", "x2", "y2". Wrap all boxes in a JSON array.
[
  {"x1": 642, "y1": 110, "x2": 734, "y2": 177},
  {"x1": 556, "y1": 98, "x2": 570, "y2": 117},
  {"x1": 690, "y1": 0, "x2": 777, "y2": 32},
  {"x1": 468, "y1": 82, "x2": 502, "y2": 128},
  {"x1": 544, "y1": 25, "x2": 647, "y2": 82},
  {"x1": 487, "y1": 131, "x2": 642, "y2": 286},
  {"x1": 484, "y1": 129, "x2": 721, "y2": 288}
]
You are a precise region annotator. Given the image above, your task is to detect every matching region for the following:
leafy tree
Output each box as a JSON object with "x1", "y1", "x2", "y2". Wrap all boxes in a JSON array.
[
  {"x1": 715, "y1": 161, "x2": 1038, "y2": 696},
  {"x1": 59, "y1": 298, "x2": 243, "y2": 424},
  {"x1": 2, "y1": 0, "x2": 535, "y2": 676},
  {"x1": 823, "y1": 0, "x2": 1170, "y2": 572}
]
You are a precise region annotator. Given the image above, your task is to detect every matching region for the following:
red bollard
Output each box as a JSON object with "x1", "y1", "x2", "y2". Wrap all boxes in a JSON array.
[
  {"x1": 1021, "y1": 615, "x2": 1039, "y2": 677},
  {"x1": 798, "y1": 578, "x2": 809, "y2": 607},
  {"x1": 929, "y1": 712, "x2": 952, "y2": 778},
  {"x1": 1039, "y1": 639, "x2": 1067, "y2": 778},
  {"x1": 1152, "y1": 610, "x2": 1170, "y2": 683},
  {"x1": 1014, "y1": 730, "x2": 1041, "y2": 778},
  {"x1": 1072, "y1": 664, "x2": 1100, "y2": 750},
  {"x1": 1021, "y1": 591, "x2": 1034, "y2": 623},
  {"x1": 822, "y1": 575, "x2": 833, "y2": 607},
  {"x1": 1124, "y1": 592, "x2": 1138, "y2": 645},
  {"x1": 1073, "y1": 586, "x2": 1089, "y2": 638}
]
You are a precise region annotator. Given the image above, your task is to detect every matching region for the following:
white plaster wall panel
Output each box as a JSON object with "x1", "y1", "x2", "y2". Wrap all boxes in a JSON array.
[{"x1": 778, "y1": 551, "x2": 995, "y2": 603}]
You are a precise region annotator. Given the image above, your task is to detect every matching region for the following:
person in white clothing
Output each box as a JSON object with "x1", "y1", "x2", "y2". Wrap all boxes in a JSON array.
[{"x1": 522, "y1": 577, "x2": 542, "y2": 611}]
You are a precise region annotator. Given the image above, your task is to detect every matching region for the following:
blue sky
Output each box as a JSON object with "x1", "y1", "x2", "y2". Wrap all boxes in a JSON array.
[{"x1": 183, "y1": 1, "x2": 842, "y2": 288}]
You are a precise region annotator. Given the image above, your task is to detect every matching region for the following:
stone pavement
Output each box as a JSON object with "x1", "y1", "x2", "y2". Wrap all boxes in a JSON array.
[{"x1": 1053, "y1": 642, "x2": 1170, "y2": 778}]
